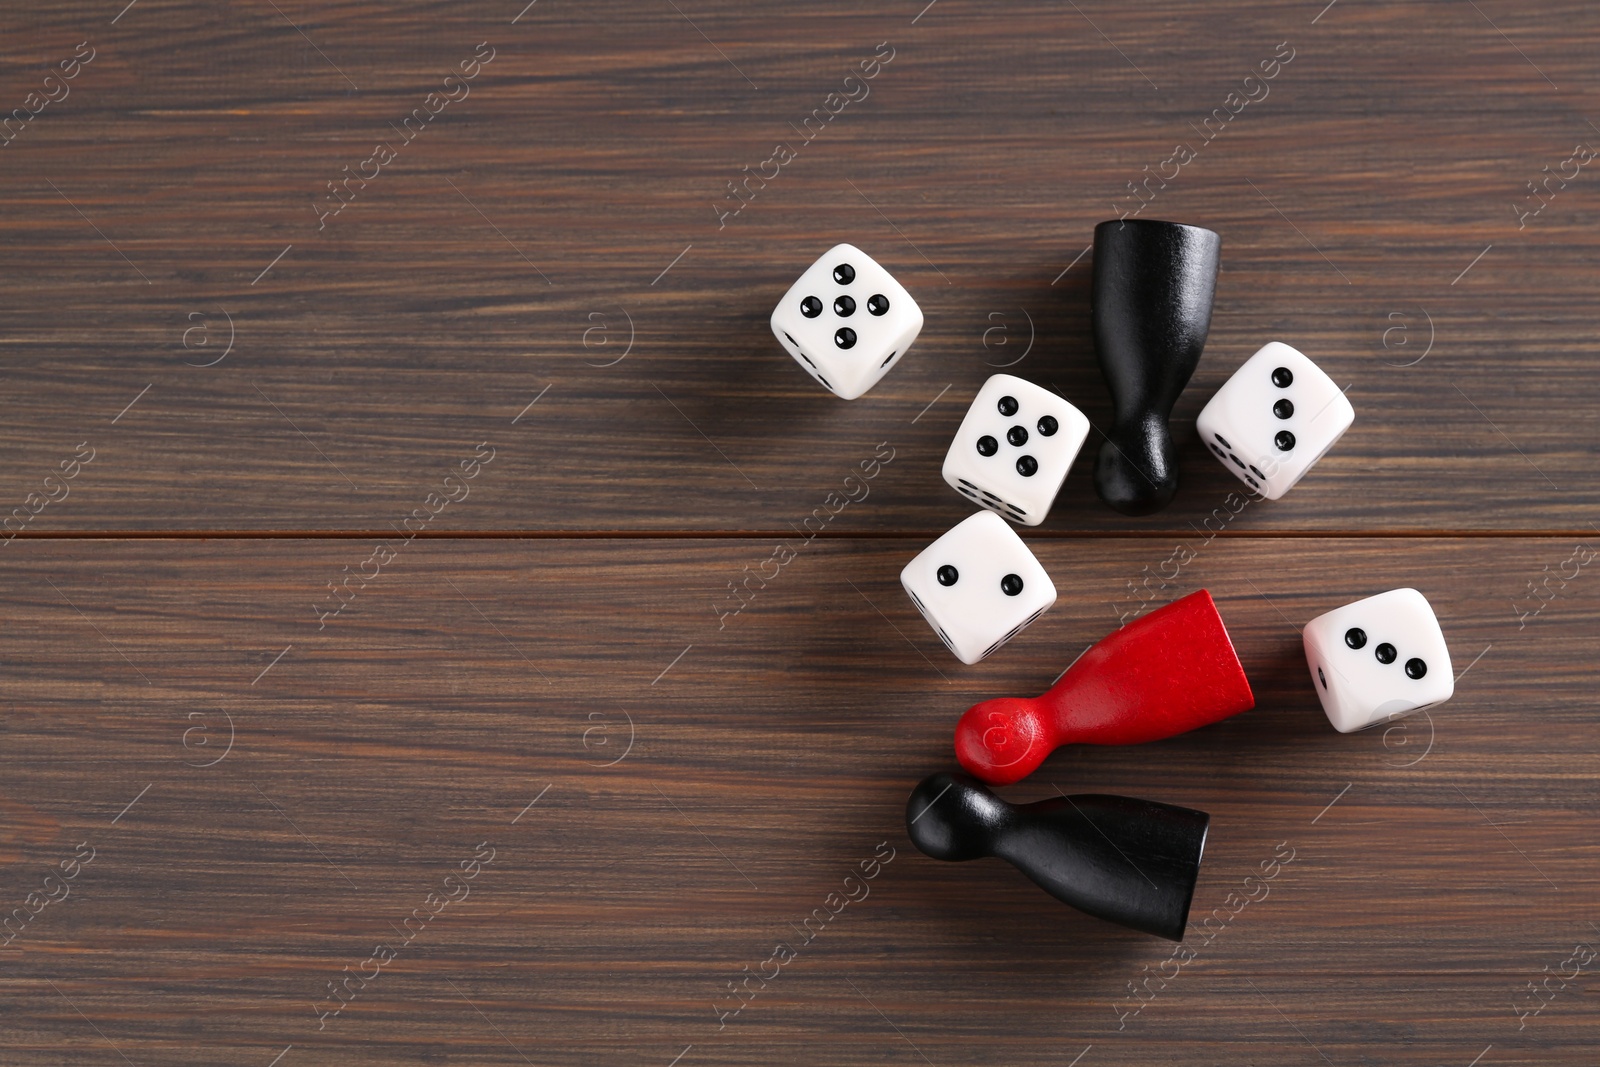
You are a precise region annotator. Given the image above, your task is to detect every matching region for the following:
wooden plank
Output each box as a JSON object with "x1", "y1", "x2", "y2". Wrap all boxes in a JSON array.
[
  {"x1": 0, "y1": 1, "x2": 1596, "y2": 531},
  {"x1": 0, "y1": 537, "x2": 1594, "y2": 1063}
]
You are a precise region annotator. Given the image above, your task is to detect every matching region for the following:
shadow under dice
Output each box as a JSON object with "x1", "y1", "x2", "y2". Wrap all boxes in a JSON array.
[
  {"x1": 769, "y1": 242, "x2": 923, "y2": 400},
  {"x1": 901, "y1": 510, "x2": 1056, "y2": 664},
  {"x1": 941, "y1": 374, "x2": 1090, "y2": 526},
  {"x1": 1302, "y1": 587, "x2": 1455, "y2": 733},
  {"x1": 1196, "y1": 341, "x2": 1354, "y2": 500}
]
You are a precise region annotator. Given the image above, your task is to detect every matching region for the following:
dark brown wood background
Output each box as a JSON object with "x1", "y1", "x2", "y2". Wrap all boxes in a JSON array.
[{"x1": 1, "y1": 1, "x2": 1596, "y2": 1063}]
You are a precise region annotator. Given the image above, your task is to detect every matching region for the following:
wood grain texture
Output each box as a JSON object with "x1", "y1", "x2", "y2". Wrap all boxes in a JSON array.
[
  {"x1": 0, "y1": 1, "x2": 1597, "y2": 531},
  {"x1": 0, "y1": 538, "x2": 1596, "y2": 1064},
  {"x1": 2, "y1": 1, "x2": 1599, "y2": 1064}
]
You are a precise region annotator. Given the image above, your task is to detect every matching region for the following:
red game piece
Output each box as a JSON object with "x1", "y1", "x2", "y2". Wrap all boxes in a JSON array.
[{"x1": 953, "y1": 589, "x2": 1254, "y2": 784}]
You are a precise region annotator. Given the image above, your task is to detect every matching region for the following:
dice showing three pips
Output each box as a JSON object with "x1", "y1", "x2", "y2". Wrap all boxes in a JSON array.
[
  {"x1": 1302, "y1": 588, "x2": 1454, "y2": 733},
  {"x1": 1198, "y1": 341, "x2": 1355, "y2": 499},
  {"x1": 769, "y1": 227, "x2": 1454, "y2": 938}
]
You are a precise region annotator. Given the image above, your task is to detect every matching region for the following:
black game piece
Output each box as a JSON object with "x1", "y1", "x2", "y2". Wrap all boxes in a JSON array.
[
  {"x1": 1090, "y1": 219, "x2": 1221, "y2": 515},
  {"x1": 905, "y1": 771, "x2": 1209, "y2": 941}
]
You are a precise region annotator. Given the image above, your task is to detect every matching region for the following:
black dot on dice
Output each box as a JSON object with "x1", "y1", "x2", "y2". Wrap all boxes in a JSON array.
[
  {"x1": 1016, "y1": 455, "x2": 1038, "y2": 477},
  {"x1": 936, "y1": 565, "x2": 959, "y2": 586},
  {"x1": 1405, "y1": 657, "x2": 1428, "y2": 679},
  {"x1": 1213, "y1": 432, "x2": 1232, "y2": 449},
  {"x1": 1007, "y1": 425, "x2": 1028, "y2": 446},
  {"x1": 1000, "y1": 574, "x2": 1023, "y2": 596},
  {"x1": 834, "y1": 295, "x2": 855, "y2": 317},
  {"x1": 833, "y1": 263, "x2": 855, "y2": 284},
  {"x1": 997, "y1": 395, "x2": 1019, "y2": 416},
  {"x1": 1273, "y1": 398, "x2": 1294, "y2": 419},
  {"x1": 1275, "y1": 430, "x2": 1296, "y2": 451},
  {"x1": 800, "y1": 296, "x2": 822, "y2": 318},
  {"x1": 834, "y1": 327, "x2": 856, "y2": 349},
  {"x1": 1037, "y1": 415, "x2": 1058, "y2": 436},
  {"x1": 867, "y1": 294, "x2": 889, "y2": 315},
  {"x1": 976, "y1": 435, "x2": 998, "y2": 457},
  {"x1": 1272, "y1": 367, "x2": 1293, "y2": 388},
  {"x1": 1374, "y1": 642, "x2": 1397, "y2": 664},
  {"x1": 1344, "y1": 627, "x2": 1367, "y2": 649}
]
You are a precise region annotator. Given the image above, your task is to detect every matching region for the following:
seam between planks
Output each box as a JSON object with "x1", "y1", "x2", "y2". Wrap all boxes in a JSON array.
[{"x1": 0, "y1": 530, "x2": 1595, "y2": 541}]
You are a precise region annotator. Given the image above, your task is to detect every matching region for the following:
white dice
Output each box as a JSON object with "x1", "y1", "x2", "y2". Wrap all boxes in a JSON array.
[
  {"x1": 900, "y1": 511, "x2": 1056, "y2": 664},
  {"x1": 770, "y1": 243, "x2": 923, "y2": 400},
  {"x1": 1302, "y1": 588, "x2": 1454, "y2": 733},
  {"x1": 1196, "y1": 342, "x2": 1353, "y2": 500},
  {"x1": 941, "y1": 374, "x2": 1090, "y2": 526}
]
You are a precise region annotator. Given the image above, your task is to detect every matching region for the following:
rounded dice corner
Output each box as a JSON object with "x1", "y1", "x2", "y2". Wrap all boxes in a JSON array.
[
  {"x1": 1253, "y1": 340, "x2": 1305, "y2": 364},
  {"x1": 820, "y1": 240, "x2": 867, "y2": 263},
  {"x1": 949, "y1": 641, "x2": 986, "y2": 667},
  {"x1": 829, "y1": 376, "x2": 874, "y2": 402}
]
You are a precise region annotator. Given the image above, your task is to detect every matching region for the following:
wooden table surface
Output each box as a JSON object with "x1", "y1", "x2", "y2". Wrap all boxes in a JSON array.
[{"x1": 2, "y1": 1, "x2": 1597, "y2": 1063}]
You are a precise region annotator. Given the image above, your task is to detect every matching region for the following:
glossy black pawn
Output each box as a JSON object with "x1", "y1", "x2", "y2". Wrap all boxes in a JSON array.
[
  {"x1": 905, "y1": 772, "x2": 1208, "y2": 941},
  {"x1": 1091, "y1": 219, "x2": 1221, "y2": 515}
]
